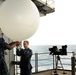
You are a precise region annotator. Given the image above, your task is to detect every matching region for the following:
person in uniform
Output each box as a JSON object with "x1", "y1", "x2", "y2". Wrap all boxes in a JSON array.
[
  {"x1": 16, "y1": 40, "x2": 32, "y2": 75},
  {"x1": 0, "y1": 38, "x2": 20, "y2": 75}
]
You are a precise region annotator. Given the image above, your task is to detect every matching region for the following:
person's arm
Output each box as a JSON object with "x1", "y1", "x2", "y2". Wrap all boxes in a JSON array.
[
  {"x1": 16, "y1": 47, "x2": 22, "y2": 56},
  {"x1": 28, "y1": 50, "x2": 32, "y2": 58},
  {"x1": 0, "y1": 38, "x2": 20, "y2": 50},
  {"x1": 7, "y1": 42, "x2": 17, "y2": 49},
  {"x1": 8, "y1": 41, "x2": 20, "y2": 49}
]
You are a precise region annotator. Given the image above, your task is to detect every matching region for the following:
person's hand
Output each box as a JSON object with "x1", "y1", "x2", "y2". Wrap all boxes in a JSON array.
[
  {"x1": 15, "y1": 41, "x2": 21, "y2": 46},
  {"x1": 15, "y1": 41, "x2": 22, "y2": 49}
]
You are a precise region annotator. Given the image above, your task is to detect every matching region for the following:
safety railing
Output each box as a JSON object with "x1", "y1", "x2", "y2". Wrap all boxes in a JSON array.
[{"x1": 13, "y1": 51, "x2": 75, "y2": 75}]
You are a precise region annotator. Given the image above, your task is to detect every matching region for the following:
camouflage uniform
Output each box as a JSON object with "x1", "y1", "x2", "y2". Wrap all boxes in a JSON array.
[
  {"x1": 16, "y1": 48, "x2": 32, "y2": 75},
  {"x1": 0, "y1": 38, "x2": 10, "y2": 75}
]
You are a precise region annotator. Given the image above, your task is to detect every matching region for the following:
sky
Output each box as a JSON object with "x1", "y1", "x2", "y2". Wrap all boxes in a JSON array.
[{"x1": 28, "y1": 0, "x2": 76, "y2": 45}]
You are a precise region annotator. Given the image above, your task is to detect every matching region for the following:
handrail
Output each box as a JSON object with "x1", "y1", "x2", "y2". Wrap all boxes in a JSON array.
[{"x1": 14, "y1": 51, "x2": 74, "y2": 75}]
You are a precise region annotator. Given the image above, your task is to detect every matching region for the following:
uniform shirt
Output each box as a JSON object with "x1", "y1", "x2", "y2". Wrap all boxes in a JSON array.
[
  {"x1": 0, "y1": 38, "x2": 10, "y2": 75},
  {"x1": 16, "y1": 48, "x2": 32, "y2": 70},
  {"x1": 0, "y1": 38, "x2": 10, "y2": 58}
]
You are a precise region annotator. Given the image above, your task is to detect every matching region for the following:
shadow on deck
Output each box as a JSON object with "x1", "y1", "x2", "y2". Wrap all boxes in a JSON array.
[{"x1": 32, "y1": 69, "x2": 72, "y2": 75}]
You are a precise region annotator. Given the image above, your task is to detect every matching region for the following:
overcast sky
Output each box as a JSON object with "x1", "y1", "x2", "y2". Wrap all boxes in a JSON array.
[{"x1": 28, "y1": 0, "x2": 76, "y2": 45}]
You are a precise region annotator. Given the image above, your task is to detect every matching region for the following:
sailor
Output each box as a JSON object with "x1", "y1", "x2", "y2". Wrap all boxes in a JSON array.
[
  {"x1": 16, "y1": 40, "x2": 32, "y2": 75},
  {"x1": 0, "y1": 38, "x2": 20, "y2": 75}
]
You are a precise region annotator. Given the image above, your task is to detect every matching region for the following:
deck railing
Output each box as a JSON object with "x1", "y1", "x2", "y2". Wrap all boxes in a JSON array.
[{"x1": 13, "y1": 51, "x2": 75, "y2": 75}]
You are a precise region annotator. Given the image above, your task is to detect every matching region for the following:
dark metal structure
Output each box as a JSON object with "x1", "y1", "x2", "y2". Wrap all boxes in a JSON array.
[{"x1": 32, "y1": 0, "x2": 55, "y2": 15}]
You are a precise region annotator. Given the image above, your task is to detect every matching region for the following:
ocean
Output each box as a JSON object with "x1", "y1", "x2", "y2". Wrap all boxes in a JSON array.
[{"x1": 30, "y1": 45, "x2": 76, "y2": 53}]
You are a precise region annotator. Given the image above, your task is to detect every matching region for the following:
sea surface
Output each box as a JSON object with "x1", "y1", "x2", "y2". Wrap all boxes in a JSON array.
[{"x1": 30, "y1": 45, "x2": 76, "y2": 53}]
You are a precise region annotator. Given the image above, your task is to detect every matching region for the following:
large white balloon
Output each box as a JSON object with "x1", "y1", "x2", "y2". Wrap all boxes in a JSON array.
[{"x1": 0, "y1": 0, "x2": 40, "y2": 41}]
